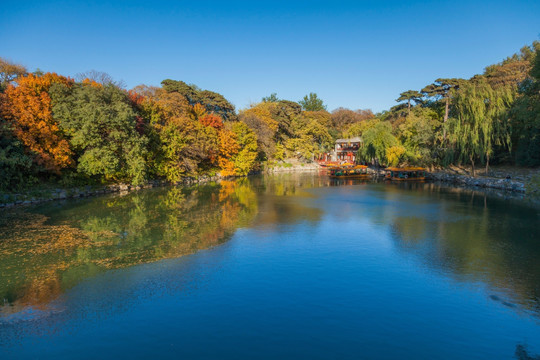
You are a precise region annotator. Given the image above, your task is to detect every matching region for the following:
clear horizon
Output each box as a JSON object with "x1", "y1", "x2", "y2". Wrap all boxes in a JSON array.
[{"x1": 2, "y1": 0, "x2": 539, "y2": 112}]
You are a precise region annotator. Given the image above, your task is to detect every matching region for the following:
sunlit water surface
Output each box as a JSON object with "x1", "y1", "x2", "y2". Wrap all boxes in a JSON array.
[{"x1": 1, "y1": 173, "x2": 540, "y2": 359}]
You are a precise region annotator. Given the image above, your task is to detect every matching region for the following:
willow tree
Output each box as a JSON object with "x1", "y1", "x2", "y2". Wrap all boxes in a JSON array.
[
  {"x1": 360, "y1": 121, "x2": 399, "y2": 166},
  {"x1": 450, "y1": 78, "x2": 513, "y2": 176}
]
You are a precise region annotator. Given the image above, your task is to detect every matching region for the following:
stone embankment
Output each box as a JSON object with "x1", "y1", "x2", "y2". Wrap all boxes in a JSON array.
[
  {"x1": 427, "y1": 172, "x2": 526, "y2": 193},
  {"x1": 265, "y1": 163, "x2": 320, "y2": 173},
  {"x1": 0, "y1": 175, "x2": 226, "y2": 209},
  {"x1": 366, "y1": 166, "x2": 527, "y2": 193}
]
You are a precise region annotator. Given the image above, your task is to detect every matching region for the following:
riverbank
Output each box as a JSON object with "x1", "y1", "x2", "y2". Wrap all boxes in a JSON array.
[
  {"x1": 0, "y1": 161, "x2": 321, "y2": 208},
  {"x1": 367, "y1": 165, "x2": 540, "y2": 195},
  {"x1": 264, "y1": 159, "x2": 320, "y2": 173},
  {"x1": 3, "y1": 163, "x2": 538, "y2": 208},
  {"x1": 427, "y1": 172, "x2": 526, "y2": 193},
  {"x1": 427, "y1": 165, "x2": 540, "y2": 195},
  {"x1": 0, "y1": 175, "x2": 225, "y2": 209}
]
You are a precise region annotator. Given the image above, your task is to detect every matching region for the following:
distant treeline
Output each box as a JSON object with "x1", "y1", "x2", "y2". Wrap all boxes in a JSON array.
[{"x1": 1, "y1": 41, "x2": 539, "y2": 189}]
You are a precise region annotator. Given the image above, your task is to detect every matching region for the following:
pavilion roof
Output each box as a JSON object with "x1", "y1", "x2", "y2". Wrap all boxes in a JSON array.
[{"x1": 335, "y1": 137, "x2": 361, "y2": 143}]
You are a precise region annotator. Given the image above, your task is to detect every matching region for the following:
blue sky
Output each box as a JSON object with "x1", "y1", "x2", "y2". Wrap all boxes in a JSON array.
[{"x1": 1, "y1": 0, "x2": 539, "y2": 112}]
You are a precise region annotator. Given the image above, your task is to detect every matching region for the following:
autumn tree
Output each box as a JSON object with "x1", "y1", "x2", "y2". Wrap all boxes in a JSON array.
[
  {"x1": 331, "y1": 108, "x2": 375, "y2": 132},
  {"x1": 0, "y1": 57, "x2": 27, "y2": 92},
  {"x1": 286, "y1": 115, "x2": 334, "y2": 161},
  {"x1": 386, "y1": 145, "x2": 406, "y2": 166},
  {"x1": 157, "y1": 115, "x2": 219, "y2": 181},
  {"x1": 2, "y1": 73, "x2": 73, "y2": 172},
  {"x1": 239, "y1": 110, "x2": 276, "y2": 160},
  {"x1": 230, "y1": 122, "x2": 258, "y2": 175},
  {"x1": 241, "y1": 100, "x2": 301, "y2": 147},
  {"x1": 484, "y1": 42, "x2": 540, "y2": 88},
  {"x1": 218, "y1": 128, "x2": 240, "y2": 176},
  {"x1": 218, "y1": 122, "x2": 258, "y2": 176},
  {"x1": 75, "y1": 70, "x2": 124, "y2": 87},
  {"x1": 199, "y1": 113, "x2": 224, "y2": 129},
  {"x1": 161, "y1": 79, "x2": 236, "y2": 121}
]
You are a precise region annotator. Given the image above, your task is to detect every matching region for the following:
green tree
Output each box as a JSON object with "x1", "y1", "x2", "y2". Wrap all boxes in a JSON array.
[
  {"x1": 510, "y1": 47, "x2": 540, "y2": 166},
  {"x1": 449, "y1": 78, "x2": 512, "y2": 176},
  {"x1": 299, "y1": 92, "x2": 327, "y2": 111},
  {"x1": 422, "y1": 78, "x2": 463, "y2": 140},
  {"x1": 230, "y1": 122, "x2": 258, "y2": 175},
  {"x1": 0, "y1": 120, "x2": 34, "y2": 190},
  {"x1": 262, "y1": 93, "x2": 279, "y2": 102},
  {"x1": 396, "y1": 90, "x2": 423, "y2": 115},
  {"x1": 157, "y1": 116, "x2": 218, "y2": 181},
  {"x1": 50, "y1": 83, "x2": 148, "y2": 184},
  {"x1": 360, "y1": 121, "x2": 399, "y2": 166},
  {"x1": 398, "y1": 107, "x2": 439, "y2": 165}
]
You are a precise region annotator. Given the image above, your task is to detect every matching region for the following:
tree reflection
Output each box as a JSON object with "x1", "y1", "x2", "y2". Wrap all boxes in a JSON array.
[
  {"x1": 516, "y1": 344, "x2": 540, "y2": 360},
  {"x1": 378, "y1": 184, "x2": 540, "y2": 316},
  {"x1": 0, "y1": 173, "x2": 324, "y2": 314},
  {"x1": 0, "y1": 181, "x2": 258, "y2": 313}
]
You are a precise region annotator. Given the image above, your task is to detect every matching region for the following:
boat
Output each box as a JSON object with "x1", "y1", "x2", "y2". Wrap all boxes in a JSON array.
[
  {"x1": 384, "y1": 167, "x2": 427, "y2": 181},
  {"x1": 328, "y1": 164, "x2": 370, "y2": 178}
]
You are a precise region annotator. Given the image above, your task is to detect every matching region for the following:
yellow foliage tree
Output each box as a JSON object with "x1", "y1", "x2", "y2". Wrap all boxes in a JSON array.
[{"x1": 386, "y1": 145, "x2": 406, "y2": 166}]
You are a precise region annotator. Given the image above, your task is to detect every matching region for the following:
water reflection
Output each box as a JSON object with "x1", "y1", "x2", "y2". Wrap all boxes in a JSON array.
[
  {"x1": 0, "y1": 175, "x2": 327, "y2": 317},
  {"x1": 1, "y1": 174, "x2": 540, "y2": 325},
  {"x1": 345, "y1": 182, "x2": 540, "y2": 317},
  {"x1": 0, "y1": 180, "x2": 256, "y2": 315}
]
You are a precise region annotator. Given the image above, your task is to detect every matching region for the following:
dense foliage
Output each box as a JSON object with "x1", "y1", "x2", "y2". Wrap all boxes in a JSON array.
[{"x1": 1, "y1": 41, "x2": 539, "y2": 189}]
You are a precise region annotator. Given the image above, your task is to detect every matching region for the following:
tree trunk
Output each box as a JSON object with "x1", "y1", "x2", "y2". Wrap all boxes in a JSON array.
[
  {"x1": 407, "y1": 100, "x2": 411, "y2": 115},
  {"x1": 443, "y1": 97, "x2": 450, "y2": 141},
  {"x1": 485, "y1": 154, "x2": 490, "y2": 176},
  {"x1": 470, "y1": 156, "x2": 475, "y2": 177}
]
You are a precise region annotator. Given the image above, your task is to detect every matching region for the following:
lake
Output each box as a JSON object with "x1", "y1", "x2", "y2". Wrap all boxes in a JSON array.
[{"x1": 1, "y1": 172, "x2": 540, "y2": 359}]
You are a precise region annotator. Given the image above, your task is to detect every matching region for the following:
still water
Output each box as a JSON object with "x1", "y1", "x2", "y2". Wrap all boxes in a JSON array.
[{"x1": 1, "y1": 173, "x2": 540, "y2": 359}]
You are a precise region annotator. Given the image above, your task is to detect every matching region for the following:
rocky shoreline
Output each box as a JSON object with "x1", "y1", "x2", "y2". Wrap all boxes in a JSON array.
[
  {"x1": 366, "y1": 167, "x2": 528, "y2": 194},
  {"x1": 426, "y1": 172, "x2": 526, "y2": 193}
]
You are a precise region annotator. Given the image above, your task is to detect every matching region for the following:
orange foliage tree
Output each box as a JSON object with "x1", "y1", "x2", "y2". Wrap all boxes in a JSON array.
[
  {"x1": 2, "y1": 73, "x2": 74, "y2": 172},
  {"x1": 218, "y1": 129, "x2": 240, "y2": 176},
  {"x1": 199, "y1": 113, "x2": 224, "y2": 130}
]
